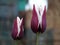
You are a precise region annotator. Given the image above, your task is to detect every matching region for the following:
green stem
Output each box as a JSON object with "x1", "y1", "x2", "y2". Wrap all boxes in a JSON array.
[
  {"x1": 36, "y1": 32, "x2": 39, "y2": 45},
  {"x1": 15, "y1": 40, "x2": 22, "y2": 45}
]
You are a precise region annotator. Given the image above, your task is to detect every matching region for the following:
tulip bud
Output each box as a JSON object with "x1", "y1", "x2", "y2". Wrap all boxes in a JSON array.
[
  {"x1": 11, "y1": 16, "x2": 24, "y2": 40},
  {"x1": 31, "y1": 4, "x2": 47, "y2": 33}
]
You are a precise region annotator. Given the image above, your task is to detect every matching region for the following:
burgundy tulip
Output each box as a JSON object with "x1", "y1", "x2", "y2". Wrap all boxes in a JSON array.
[
  {"x1": 11, "y1": 16, "x2": 24, "y2": 40},
  {"x1": 31, "y1": 5, "x2": 46, "y2": 33}
]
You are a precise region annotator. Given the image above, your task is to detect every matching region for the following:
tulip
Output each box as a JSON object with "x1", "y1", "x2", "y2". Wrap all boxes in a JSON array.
[
  {"x1": 31, "y1": 5, "x2": 46, "y2": 33},
  {"x1": 11, "y1": 16, "x2": 24, "y2": 40},
  {"x1": 31, "y1": 0, "x2": 48, "y2": 44}
]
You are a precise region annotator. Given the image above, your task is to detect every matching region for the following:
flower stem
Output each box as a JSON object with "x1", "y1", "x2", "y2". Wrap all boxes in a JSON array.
[{"x1": 36, "y1": 32, "x2": 39, "y2": 45}]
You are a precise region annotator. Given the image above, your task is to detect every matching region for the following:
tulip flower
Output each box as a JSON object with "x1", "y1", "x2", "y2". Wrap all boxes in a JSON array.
[
  {"x1": 30, "y1": 0, "x2": 48, "y2": 45},
  {"x1": 11, "y1": 16, "x2": 24, "y2": 40},
  {"x1": 31, "y1": 5, "x2": 46, "y2": 33}
]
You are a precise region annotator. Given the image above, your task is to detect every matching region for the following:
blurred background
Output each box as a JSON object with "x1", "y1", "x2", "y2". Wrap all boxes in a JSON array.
[{"x1": 0, "y1": 0, "x2": 60, "y2": 45}]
